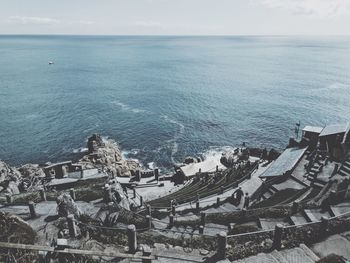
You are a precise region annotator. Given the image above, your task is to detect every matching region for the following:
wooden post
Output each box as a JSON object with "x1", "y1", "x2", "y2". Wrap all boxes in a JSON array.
[
  {"x1": 216, "y1": 197, "x2": 220, "y2": 206},
  {"x1": 39, "y1": 189, "x2": 47, "y2": 202},
  {"x1": 127, "y1": 225, "x2": 137, "y2": 253},
  {"x1": 69, "y1": 189, "x2": 76, "y2": 201},
  {"x1": 140, "y1": 196, "x2": 143, "y2": 207},
  {"x1": 200, "y1": 212, "x2": 206, "y2": 226},
  {"x1": 321, "y1": 216, "x2": 329, "y2": 235},
  {"x1": 146, "y1": 215, "x2": 152, "y2": 229},
  {"x1": 142, "y1": 245, "x2": 152, "y2": 263},
  {"x1": 146, "y1": 205, "x2": 151, "y2": 216},
  {"x1": 199, "y1": 168, "x2": 202, "y2": 174},
  {"x1": 172, "y1": 204, "x2": 176, "y2": 215},
  {"x1": 5, "y1": 194, "x2": 12, "y2": 205},
  {"x1": 28, "y1": 201, "x2": 36, "y2": 218},
  {"x1": 220, "y1": 186, "x2": 224, "y2": 195},
  {"x1": 136, "y1": 170, "x2": 141, "y2": 182},
  {"x1": 67, "y1": 214, "x2": 77, "y2": 238},
  {"x1": 154, "y1": 168, "x2": 159, "y2": 182},
  {"x1": 133, "y1": 188, "x2": 136, "y2": 199},
  {"x1": 216, "y1": 165, "x2": 219, "y2": 172},
  {"x1": 330, "y1": 190, "x2": 337, "y2": 204},
  {"x1": 217, "y1": 231, "x2": 227, "y2": 260},
  {"x1": 199, "y1": 225, "x2": 204, "y2": 234},
  {"x1": 169, "y1": 214, "x2": 174, "y2": 227},
  {"x1": 292, "y1": 201, "x2": 299, "y2": 214},
  {"x1": 196, "y1": 200, "x2": 200, "y2": 212},
  {"x1": 273, "y1": 224, "x2": 284, "y2": 250}
]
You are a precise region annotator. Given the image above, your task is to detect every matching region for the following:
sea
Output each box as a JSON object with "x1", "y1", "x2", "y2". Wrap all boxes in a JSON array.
[{"x1": 1, "y1": 35, "x2": 350, "y2": 172}]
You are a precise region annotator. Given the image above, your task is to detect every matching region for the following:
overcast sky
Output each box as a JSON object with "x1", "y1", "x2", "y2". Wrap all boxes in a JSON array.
[{"x1": 1, "y1": 0, "x2": 350, "y2": 35}]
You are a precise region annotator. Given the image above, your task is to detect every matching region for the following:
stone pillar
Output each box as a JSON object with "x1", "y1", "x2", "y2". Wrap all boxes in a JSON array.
[
  {"x1": 146, "y1": 215, "x2": 152, "y2": 229},
  {"x1": 154, "y1": 168, "x2": 159, "y2": 181},
  {"x1": 172, "y1": 204, "x2": 176, "y2": 215},
  {"x1": 199, "y1": 168, "x2": 202, "y2": 174},
  {"x1": 216, "y1": 165, "x2": 219, "y2": 172},
  {"x1": 199, "y1": 225, "x2": 204, "y2": 234},
  {"x1": 273, "y1": 224, "x2": 284, "y2": 250},
  {"x1": 196, "y1": 200, "x2": 200, "y2": 212},
  {"x1": 200, "y1": 212, "x2": 206, "y2": 226},
  {"x1": 217, "y1": 231, "x2": 227, "y2": 260},
  {"x1": 330, "y1": 190, "x2": 337, "y2": 204},
  {"x1": 69, "y1": 189, "x2": 76, "y2": 201},
  {"x1": 5, "y1": 194, "x2": 12, "y2": 205},
  {"x1": 127, "y1": 225, "x2": 137, "y2": 253},
  {"x1": 133, "y1": 188, "x2": 136, "y2": 199},
  {"x1": 39, "y1": 189, "x2": 47, "y2": 202},
  {"x1": 28, "y1": 201, "x2": 36, "y2": 218},
  {"x1": 217, "y1": 197, "x2": 220, "y2": 206},
  {"x1": 292, "y1": 201, "x2": 299, "y2": 214},
  {"x1": 67, "y1": 214, "x2": 77, "y2": 238},
  {"x1": 169, "y1": 214, "x2": 174, "y2": 227}
]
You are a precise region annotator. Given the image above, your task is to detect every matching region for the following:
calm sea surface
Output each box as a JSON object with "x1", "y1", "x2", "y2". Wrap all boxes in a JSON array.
[{"x1": 1, "y1": 36, "x2": 350, "y2": 170}]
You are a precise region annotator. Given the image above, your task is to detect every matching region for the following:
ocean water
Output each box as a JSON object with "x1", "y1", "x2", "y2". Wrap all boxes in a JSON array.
[{"x1": 1, "y1": 35, "x2": 350, "y2": 171}]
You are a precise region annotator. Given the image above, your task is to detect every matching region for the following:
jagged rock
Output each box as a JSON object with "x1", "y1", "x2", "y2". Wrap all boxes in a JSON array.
[
  {"x1": 56, "y1": 193, "x2": 81, "y2": 218},
  {"x1": 0, "y1": 161, "x2": 21, "y2": 194},
  {"x1": 110, "y1": 182, "x2": 130, "y2": 210},
  {"x1": 0, "y1": 212, "x2": 36, "y2": 244},
  {"x1": 79, "y1": 134, "x2": 139, "y2": 177}
]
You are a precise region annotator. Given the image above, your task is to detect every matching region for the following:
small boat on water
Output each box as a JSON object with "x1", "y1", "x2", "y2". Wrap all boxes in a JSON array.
[{"x1": 48, "y1": 61, "x2": 54, "y2": 65}]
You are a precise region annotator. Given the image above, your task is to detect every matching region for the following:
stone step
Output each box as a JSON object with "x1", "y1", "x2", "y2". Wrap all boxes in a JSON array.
[
  {"x1": 270, "y1": 250, "x2": 289, "y2": 263},
  {"x1": 279, "y1": 247, "x2": 315, "y2": 263},
  {"x1": 303, "y1": 209, "x2": 331, "y2": 222},
  {"x1": 258, "y1": 218, "x2": 290, "y2": 230},
  {"x1": 338, "y1": 169, "x2": 350, "y2": 177},
  {"x1": 342, "y1": 165, "x2": 350, "y2": 174},
  {"x1": 344, "y1": 161, "x2": 350, "y2": 168},
  {"x1": 290, "y1": 213, "x2": 308, "y2": 225},
  {"x1": 330, "y1": 202, "x2": 350, "y2": 217}
]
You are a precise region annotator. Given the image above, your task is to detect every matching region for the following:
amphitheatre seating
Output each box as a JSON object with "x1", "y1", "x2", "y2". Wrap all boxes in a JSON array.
[{"x1": 148, "y1": 162, "x2": 258, "y2": 208}]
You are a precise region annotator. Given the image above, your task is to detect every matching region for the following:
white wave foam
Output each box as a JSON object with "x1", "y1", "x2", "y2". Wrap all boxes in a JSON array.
[
  {"x1": 111, "y1": 100, "x2": 146, "y2": 114},
  {"x1": 147, "y1": 162, "x2": 156, "y2": 170},
  {"x1": 201, "y1": 146, "x2": 237, "y2": 161},
  {"x1": 73, "y1": 147, "x2": 88, "y2": 153}
]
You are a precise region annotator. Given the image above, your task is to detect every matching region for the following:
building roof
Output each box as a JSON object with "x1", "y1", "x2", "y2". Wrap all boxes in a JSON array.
[
  {"x1": 180, "y1": 154, "x2": 226, "y2": 178},
  {"x1": 302, "y1": 126, "x2": 323, "y2": 134},
  {"x1": 260, "y1": 147, "x2": 307, "y2": 178},
  {"x1": 319, "y1": 123, "x2": 349, "y2": 137}
]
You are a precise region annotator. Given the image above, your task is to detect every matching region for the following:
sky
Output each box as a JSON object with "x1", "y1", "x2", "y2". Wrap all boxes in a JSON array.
[{"x1": 0, "y1": 0, "x2": 350, "y2": 35}]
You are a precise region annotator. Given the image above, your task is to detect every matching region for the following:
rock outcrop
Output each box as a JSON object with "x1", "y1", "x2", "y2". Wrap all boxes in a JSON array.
[
  {"x1": 0, "y1": 161, "x2": 21, "y2": 195},
  {"x1": 56, "y1": 193, "x2": 81, "y2": 218},
  {"x1": 79, "y1": 134, "x2": 139, "y2": 177}
]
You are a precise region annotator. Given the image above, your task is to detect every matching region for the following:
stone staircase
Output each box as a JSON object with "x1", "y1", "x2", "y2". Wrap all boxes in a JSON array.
[{"x1": 337, "y1": 156, "x2": 350, "y2": 177}]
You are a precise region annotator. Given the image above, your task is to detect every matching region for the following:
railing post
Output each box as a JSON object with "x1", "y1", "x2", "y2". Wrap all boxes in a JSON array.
[
  {"x1": 146, "y1": 215, "x2": 152, "y2": 229},
  {"x1": 172, "y1": 204, "x2": 176, "y2": 215},
  {"x1": 39, "y1": 189, "x2": 47, "y2": 202},
  {"x1": 28, "y1": 201, "x2": 36, "y2": 218},
  {"x1": 216, "y1": 197, "x2": 220, "y2": 206},
  {"x1": 196, "y1": 194, "x2": 200, "y2": 212},
  {"x1": 146, "y1": 205, "x2": 151, "y2": 216},
  {"x1": 67, "y1": 214, "x2": 77, "y2": 238},
  {"x1": 140, "y1": 195, "x2": 143, "y2": 207},
  {"x1": 216, "y1": 165, "x2": 219, "y2": 172},
  {"x1": 127, "y1": 224, "x2": 137, "y2": 253},
  {"x1": 217, "y1": 231, "x2": 227, "y2": 260},
  {"x1": 321, "y1": 216, "x2": 329, "y2": 235},
  {"x1": 69, "y1": 189, "x2": 76, "y2": 201},
  {"x1": 273, "y1": 224, "x2": 284, "y2": 250},
  {"x1": 169, "y1": 214, "x2": 174, "y2": 227},
  {"x1": 5, "y1": 194, "x2": 12, "y2": 205},
  {"x1": 154, "y1": 168, "x2": 159, "y2": 182},
  {"x1": 199, "y1": 225, "x2": 204, "y2": 234},
  {"x1": 200, "y1": 212, "x2": 206, "y2": 226},
  {"x1": 136, "y1": 170, "x2": 141, "y2": 182}
]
